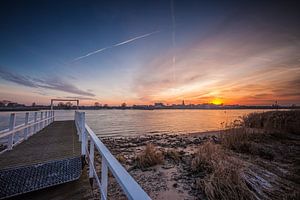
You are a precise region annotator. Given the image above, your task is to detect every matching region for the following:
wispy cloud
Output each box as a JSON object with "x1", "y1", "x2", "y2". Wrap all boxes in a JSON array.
[
  {"x1": 73, "y1": 30, "x2": 160, "y2": 61},
  {"x1": 131, "y1": 19, "x2": 300, "y2": 105},
  {"x1": 0, "y1": 69, "x2": 37, "y2": 88},
  {"x1": 0, "y1": 69, "x2": 95, "y2": 97}
]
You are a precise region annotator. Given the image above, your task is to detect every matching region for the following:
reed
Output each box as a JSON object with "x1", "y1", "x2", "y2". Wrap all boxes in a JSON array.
[
  {"x1": 192, "y1": 142, "x2": 256, "y2": 200},
  {"x1": 192, "y1": 111, "x2": 300, "y2": 200}
]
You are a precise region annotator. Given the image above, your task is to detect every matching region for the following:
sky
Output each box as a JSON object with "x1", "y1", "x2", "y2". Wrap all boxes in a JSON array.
[{"x1": 0, "y1": 0, "x2": 299, "y2": 106}]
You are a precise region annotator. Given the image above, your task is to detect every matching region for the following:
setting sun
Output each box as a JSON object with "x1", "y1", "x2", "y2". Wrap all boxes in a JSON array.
[{"x1": 210, "y1": 98, "x2": 223, "y2": 105}]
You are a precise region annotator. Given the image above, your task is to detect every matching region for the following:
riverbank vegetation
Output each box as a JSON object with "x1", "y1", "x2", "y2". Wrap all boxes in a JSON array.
[
  {"x1": 91, "y1": 110, "x2": 299, "y2": 200},
  {"x1": 192, "y1": 110, "x2": 300, "y2": 200}
]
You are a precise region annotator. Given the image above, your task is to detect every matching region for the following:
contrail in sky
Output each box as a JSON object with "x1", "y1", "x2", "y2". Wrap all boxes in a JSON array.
[
  {"x1": 73, "y1": 47, "x2": 110, "y2": 61},
  {"x1": 170, "y1": 0, "x2": 176, "y2": 82},
  {"x1": 113, "y1": 31, "x2": 160, "y2": 47},
  {"x1": 73, "y1": 30, "x2": 160, "y2": 61}
]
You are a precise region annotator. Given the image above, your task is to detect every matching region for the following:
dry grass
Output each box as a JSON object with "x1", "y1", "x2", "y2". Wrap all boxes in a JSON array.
[
  {"x1": 135, "y1": 144, "x2": 164, "y2": 169},
  {"x1": 191, "y1": 142, "x2": 224, "y2": 173},
  {"x1": 242, "y1": 110, "x2": 300, "y2": 134},
  {"x1": 220, "y1": 128, "x2": 271, "y2": 158},
  {"x1": 192, "y1": 111, "x2": 300, "y2": 200},
  {"x1": 192, "y1": 141, "x2": 299, "y2": 200},
  {"x1": 220, "y1": 111, "x2": 300, "y2": 159},
  {"x1": 192, "y1": 142, "x2": 256, "y2": 200},
  {"x1": 116, "y1": 154, "x2": 126, "y2": 164}
]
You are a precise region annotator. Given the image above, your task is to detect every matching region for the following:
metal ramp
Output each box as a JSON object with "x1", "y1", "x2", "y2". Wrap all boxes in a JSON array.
[
  {"x1": 0, "y1": 120, "x2": 85, "y2": 199},
  {"x1": 0, "y1": 157, "x2": 81, "y2": 199}
]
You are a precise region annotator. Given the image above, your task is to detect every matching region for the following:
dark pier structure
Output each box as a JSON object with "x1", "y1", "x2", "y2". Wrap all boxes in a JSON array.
[{"x1": 0, "y1": 121, "x2": 92, "y2": 200}]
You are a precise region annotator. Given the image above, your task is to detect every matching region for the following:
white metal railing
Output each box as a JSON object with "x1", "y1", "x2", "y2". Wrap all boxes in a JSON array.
[
  {"x1": 0, "y1": 110, "x2": 55, "y2": 154},
  {"x1": 75, "y1": 111, "x2": 151, "y2": 200}
]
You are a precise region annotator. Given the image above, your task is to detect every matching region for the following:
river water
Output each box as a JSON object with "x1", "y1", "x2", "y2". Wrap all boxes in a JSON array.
[{"x1": 0, "y1": 109, "x2": 272, "y2": 137}]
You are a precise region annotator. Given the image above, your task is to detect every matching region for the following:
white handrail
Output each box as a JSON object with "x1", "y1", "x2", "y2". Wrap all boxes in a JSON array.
[
  {"x1": 75, "y1": 111, "x2": 151, "y2": 200},
  {"x1": 0, "y1": 110, "x2": 55, "y2": 154}
]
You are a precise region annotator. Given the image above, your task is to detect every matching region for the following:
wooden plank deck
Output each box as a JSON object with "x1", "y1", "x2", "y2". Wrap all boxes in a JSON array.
[
  {"x1": 0, "y1": 121, "x2": 93, "y2": 199},
  {"x1": 0, "y1": 121, "x2": 80, "y2": 169}
]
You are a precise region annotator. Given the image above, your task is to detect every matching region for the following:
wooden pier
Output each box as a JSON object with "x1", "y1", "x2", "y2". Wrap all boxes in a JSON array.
[
  {"x1": 0, "y1": 120, "x2": 92, "y2": 199},
  {"x1": 0, "y1": 121, "x2": 80, "y2": 168},
  {"x1": 0, "y1": 110, "x2": 151, "y2": 200}
]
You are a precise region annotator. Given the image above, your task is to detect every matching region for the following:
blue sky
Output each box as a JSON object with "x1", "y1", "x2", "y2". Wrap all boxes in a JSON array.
[{"x1": 0, "y1": 0, "x2": 299, "y2": 105}]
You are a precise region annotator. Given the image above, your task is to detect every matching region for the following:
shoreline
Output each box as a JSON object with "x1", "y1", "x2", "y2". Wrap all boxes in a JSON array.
[
  {"x1": 88, "y1": 111, "x2": 300, "y2": 200},
  {"x1": 91, "y1": 132, "x2": 221, "y2": 199},
  {"x1": 0, "y1": 107, "x2": 297, "y2": 112}
]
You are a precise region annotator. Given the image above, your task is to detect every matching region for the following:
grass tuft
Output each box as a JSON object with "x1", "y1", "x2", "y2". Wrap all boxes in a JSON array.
[
  {"x1": 192, "y1": 142, "x2": 256, "y2": 200},
  {"x1": 135, "y1": 144, "x2": 164, "y2": 169}
]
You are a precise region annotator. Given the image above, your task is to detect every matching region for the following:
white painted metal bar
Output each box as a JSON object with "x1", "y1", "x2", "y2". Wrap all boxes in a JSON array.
[
  {"x1": 86, "y1": 148, "x2": 107, "y2": 200},
  {"x1": 80, "y1": 112, "x2": 86, "y2": 155},
  {"x1": 101, "y1": 158, "x2": 108, "y2": 200},
  {"x1": 24, "y1": 112, "x2": 29, "y2": 139},
  {"x1": 89, "y1": 140, "x2": 94, "y2": 178},
  {"x1": 34, "y1": 112, "x2": 38, "y2": 133},
  {"x1": 44, "y1": 111, "x2": 48, "y2": 127},
  {"x1": 0, "y1": 116, "x2": 54, "y2": 139},
  {"x1": 75, "y1": 111, "x2": 151, "y2": 200},
  {"x1": 8, "y1": 113, "x2": 16, "y2": 150},
  {"x1": 0, "y1": 111, "x2": 55, "y2": 154},
  {"x1": 40, "y1": 112, "x2": 44, "y2": 131}
]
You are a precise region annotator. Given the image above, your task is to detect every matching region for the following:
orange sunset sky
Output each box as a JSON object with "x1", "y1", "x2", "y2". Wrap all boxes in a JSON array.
[{"x1": 0, "y1": 1, "x2": 299, "y2": 106}]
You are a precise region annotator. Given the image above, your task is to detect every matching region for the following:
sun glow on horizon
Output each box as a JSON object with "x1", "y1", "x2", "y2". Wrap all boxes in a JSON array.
[{"x1": 210, "y1": 98, "x2": 223, "y2": 105}]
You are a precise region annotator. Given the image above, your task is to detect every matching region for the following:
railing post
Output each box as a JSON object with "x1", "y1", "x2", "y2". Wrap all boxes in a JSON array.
[
  {"x1": 78, "y1": 113, "x2": 82, "y2": 141},
  {"x1": 52, "y1": 110, "x2": 55, "y2": 122},
  {"x1": 34, "y1": 112, "x2": 37, "y2": 134},
  {"x1": 89, "y1": 139, "x2": 94, "y2": 178},
  {"x1": 8, "y1": 113, "x2": 16, "y2": 150},
  {"x1": 40, "y1": 111, "x2": 44, "y2": 130},
  {"x1": 24, "y1": 112, "x2": 29, "y2": 139},
  {"x1": 101, "y1": 158, "x2": 108, "y2": 200},
  {"x1": 49, "y1": 111, "x2": 51, "y2": 123},
  {"x1": 44, "y1": 111, "x2": 48, "y2": 127},
  {"x1": 75, "y1": 112, "x2": 78, "y2": 134},
  {"x1": 46, "y1": 111, "x2": 49, "y2": 125},
  {"x1": 81, "y1": 112, "x2": 86, "y2": 156}
]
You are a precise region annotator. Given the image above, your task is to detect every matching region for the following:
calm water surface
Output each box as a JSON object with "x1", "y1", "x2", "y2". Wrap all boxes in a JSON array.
[{"x1": 0, "y1": 109, "x2": 272, "y2": 137}]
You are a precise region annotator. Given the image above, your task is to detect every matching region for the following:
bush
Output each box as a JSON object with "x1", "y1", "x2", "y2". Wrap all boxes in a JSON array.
[{"x1": 135, "y1": 144, "x2": 164, "y2": 169}]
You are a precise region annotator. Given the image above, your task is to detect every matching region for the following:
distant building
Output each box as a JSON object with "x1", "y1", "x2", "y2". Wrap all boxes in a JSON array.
[
  {"x1": 154, "y1": 102, "x2": 164, "y2": 108},
  {"x1": 182, "y1": 100, "x2": 185, "y2": 106},
  {"x1": 7, "y1": 102, "x2": 25, "y2": 107},
  {"x1": 0, "y1": 100, "x2": 11, "y2": 107}
]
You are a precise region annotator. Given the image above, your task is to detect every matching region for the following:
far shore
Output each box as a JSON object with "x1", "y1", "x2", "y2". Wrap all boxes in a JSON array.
[{"x1": 0, "y1": 107, "x2": 298, "y2": 112}]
